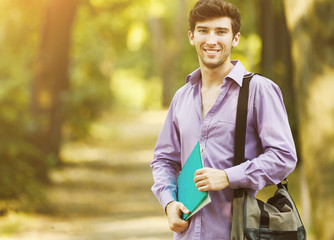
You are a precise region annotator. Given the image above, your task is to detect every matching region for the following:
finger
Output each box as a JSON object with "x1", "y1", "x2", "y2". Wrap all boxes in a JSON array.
[
  {"x1": 178, "y1": 203, "x2": 190, "y2": 215},
  {"x1": 196, "y1": 179, "x2": 210, "y2": 191},
  {"x1": 170, "y1": 219, "x2": 188, "y2": 227},
  {"x1": 197, "y1": 185, "x2": 208, "y2": 191},
  {"x1": 194, "y1": 175, "x2": 202, "y2": 183},
  {"x1": 194, "y1": 173, "x2": 207, "y2": 183},
  {"x1": 171, "y1": 224, "x2": 189, "y2": 234},
  {"x1": 195, "y1": 179, "x2": 207, "y2": 188},
  {"x1": 195, "y1": 168, "x2": 204, "y2": 175},
  {"x1": 169, "y1": 214, "x2": 189, "y2": 233}
]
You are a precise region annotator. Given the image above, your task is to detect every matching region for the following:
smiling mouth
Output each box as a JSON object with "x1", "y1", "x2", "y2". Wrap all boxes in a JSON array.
[{"x1": 204, "y1": 49, "x2": 220, "y2": 54}]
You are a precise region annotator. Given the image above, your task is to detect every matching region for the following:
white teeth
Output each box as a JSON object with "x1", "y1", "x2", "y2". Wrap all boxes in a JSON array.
[{"x1": 205, "y1": 50, "x2": 219, "y2": 54}]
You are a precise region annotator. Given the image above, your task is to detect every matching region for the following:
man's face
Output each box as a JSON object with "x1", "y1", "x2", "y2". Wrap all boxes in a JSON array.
[{"x1": 188, "y1": 17, "x2": 240, "y2": 69}]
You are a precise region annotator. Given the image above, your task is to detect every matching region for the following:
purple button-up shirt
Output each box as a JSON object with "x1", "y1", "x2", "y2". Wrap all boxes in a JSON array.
[{"x1": 151, "y1": 61, "x2": 297, "y2": 240}]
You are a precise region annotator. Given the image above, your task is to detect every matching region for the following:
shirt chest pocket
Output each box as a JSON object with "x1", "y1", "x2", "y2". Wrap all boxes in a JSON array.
[{"x1": 210, "y1": 119, "x2": 236, "y2": 154}]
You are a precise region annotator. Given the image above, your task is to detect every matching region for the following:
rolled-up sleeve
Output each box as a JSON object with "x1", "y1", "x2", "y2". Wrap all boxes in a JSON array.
[
  {"x1": 225, "y1": 77, "x2": 297, "y2": 191},
  {"x1": 150, "y1": 93, "x2": 182, "y2": 210}
]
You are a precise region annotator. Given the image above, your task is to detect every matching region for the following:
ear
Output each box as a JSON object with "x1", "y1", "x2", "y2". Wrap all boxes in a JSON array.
[
  {"x1": 188, "y1": 31, "x2": 195, "y2": 45},
  {"x1": 232, "y1": 32, "x2": 241, "y2": 48}
]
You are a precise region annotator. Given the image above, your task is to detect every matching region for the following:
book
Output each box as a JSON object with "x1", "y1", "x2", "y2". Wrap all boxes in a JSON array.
[{"x1": 177, "y1": 142, "x2": 211, "y2": 220}]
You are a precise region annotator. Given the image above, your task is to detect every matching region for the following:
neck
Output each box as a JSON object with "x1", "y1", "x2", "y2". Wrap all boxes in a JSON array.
[{"x1": 200, "y1": 60, "x2": 235, "y2": 89}]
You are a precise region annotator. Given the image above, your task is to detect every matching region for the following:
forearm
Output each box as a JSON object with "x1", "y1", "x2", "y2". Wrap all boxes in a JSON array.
[
  {"x1": 225, "y1": 147, "x2": 296, "y2": 191},
  {"x1": 151, "y1": 158, "x2": 181, "y2": 209}
]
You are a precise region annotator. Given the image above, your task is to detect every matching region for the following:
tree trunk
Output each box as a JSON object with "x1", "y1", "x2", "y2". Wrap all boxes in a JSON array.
[
  {"x1": 31, "y1": 0, "x2": 78, "y2": 180},
  {"x1": 148, "y1": 0, "x2": 187, "y2": 107},
  {"x1": 283, "y1": 0, "x2": 334, "y2": 239},
  {"x1": 259, "y1": 0, "x2": 275, "y2": 78},
  {"x1": 259, "y1": 0, "x2": 299, "y2": 153}
]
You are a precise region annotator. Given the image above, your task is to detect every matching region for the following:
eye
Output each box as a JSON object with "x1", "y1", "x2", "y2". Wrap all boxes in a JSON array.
[
  {"x1": 198, "y1": 29, "x2": 207, "y2": 33},
  {"x1": 218, "y1": 30, "x2": 227, "y2": 34}
]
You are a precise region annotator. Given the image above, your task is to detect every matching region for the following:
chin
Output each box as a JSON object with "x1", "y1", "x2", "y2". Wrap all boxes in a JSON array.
[{"x1": 203, "y1": 61, "x2": 224, "y2": 69}]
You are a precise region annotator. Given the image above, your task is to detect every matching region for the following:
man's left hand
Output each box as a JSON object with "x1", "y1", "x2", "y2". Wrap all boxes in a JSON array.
[{"x1": 194, "y1": 168, "x2": 230, "y2": 191}]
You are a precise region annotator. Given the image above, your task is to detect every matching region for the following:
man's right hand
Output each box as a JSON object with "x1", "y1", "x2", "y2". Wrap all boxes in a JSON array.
[{"x1": 165, "y1": 201, "x2": 190, "y2": 234}]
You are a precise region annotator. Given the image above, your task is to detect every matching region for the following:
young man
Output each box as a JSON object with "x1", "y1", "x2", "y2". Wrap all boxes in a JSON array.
[{"x1": 151, "y1": 0, "x2": 297, "y2": 239}]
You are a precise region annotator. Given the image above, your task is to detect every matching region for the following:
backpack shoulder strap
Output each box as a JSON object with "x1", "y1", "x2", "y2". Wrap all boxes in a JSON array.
[
  {"x1": 233, "y1": 73, "x2": 254, "y2": 197},
  {"x1": 233, "y1": 73, "x2": 254, "y2": 166}
]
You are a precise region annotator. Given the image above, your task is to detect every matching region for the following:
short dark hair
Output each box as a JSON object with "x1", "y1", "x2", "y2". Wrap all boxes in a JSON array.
[{"x1": 189, "y1": 0, "x2": 241, "y2": 36}]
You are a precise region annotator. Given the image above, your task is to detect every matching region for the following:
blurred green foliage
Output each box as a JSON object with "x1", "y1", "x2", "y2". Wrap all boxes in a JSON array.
[
  {"x1": 0, "y1": 0, "x2": 46, "y2": 199},
  {"x1": 0, "y1": 0, "x2": 263, "y2": 203}
]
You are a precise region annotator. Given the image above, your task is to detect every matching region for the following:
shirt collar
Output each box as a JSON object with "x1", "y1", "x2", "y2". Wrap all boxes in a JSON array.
[
  {"x1": 186, "y1": 68, "x2": 202, "y2": 85},
  {"x1": 186, "y1": 60, "x2": 247, "y2": 87},
  {"x1": 225, "y1": 60, "x2": 246, "y2": 87}
]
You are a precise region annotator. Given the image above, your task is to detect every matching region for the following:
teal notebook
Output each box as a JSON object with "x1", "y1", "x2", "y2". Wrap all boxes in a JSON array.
[{"x1": 177, "y1": 142, "x2": 211, "y2": 220}]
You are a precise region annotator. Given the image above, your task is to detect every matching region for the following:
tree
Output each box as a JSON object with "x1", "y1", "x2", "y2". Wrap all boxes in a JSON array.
[
  {"x1": 148, "y1": 0, "x2": 189, "y2": 107},
  {"x1": 30, "y1": 0, "x2": 79, "y2": 179},
  {"x1": 258, "y1": 0, "x2": 299, "y2": 156},
  {"x1": 284, "y1": 1, "x2": 334, "y2": 239}
]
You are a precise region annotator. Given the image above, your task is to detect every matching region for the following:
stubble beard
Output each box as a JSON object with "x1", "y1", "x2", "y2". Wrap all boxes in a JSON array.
[
  {"x1": 199, "y1": 47, "x2": 231, "y2": 70},
  {"x1": 202, "y1": 58, "x2": 226, "y2": 69}
]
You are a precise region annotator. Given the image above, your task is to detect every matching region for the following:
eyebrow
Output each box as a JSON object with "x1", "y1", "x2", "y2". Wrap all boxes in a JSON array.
[{"x1": 196, "y1": 26, "x2": 230, "y2": 31}]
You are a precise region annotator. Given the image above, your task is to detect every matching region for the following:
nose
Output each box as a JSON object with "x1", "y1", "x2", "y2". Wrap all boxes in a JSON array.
[{"x1": 206, "y1": 31, "x2": 218, "y2": 45}]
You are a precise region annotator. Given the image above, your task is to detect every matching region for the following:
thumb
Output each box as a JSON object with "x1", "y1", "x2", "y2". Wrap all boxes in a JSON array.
[{"x1": 179, "y1": 203, "x2": 190, "y2": 215}]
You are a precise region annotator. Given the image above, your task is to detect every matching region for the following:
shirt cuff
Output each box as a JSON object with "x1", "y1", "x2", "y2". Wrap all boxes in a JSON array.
[
  {"x1": 225, "y1": 164, "x2": 248, "y2": 189},
  {"x1": 160, "y1": 190, "x2": 177, "y2": 213}
]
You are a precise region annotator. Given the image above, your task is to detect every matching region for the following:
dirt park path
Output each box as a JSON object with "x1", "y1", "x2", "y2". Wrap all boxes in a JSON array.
[{"x1": 0, "y1": 110, "x2": 173, "y2": 240}]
